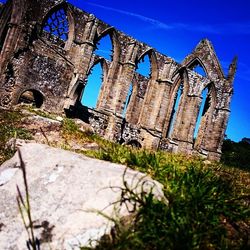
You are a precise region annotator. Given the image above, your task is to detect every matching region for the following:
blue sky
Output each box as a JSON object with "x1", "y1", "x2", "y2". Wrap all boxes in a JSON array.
[{"x1": 1, "y1": 0, "x2": 249, "y2": 142}]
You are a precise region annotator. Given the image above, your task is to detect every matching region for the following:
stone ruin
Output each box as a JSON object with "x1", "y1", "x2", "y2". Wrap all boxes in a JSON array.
[{"x1": 0, "y1": 0, "x2": 237, "y2": 161}]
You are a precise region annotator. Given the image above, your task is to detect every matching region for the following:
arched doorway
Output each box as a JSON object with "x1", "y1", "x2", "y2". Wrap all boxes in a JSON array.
[{"x1": 18, "y1": 89, "x2": 44, "y2": 108}]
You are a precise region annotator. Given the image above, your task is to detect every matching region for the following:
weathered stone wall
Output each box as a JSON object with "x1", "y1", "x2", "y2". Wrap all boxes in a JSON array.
[{"x1": 0, "y1": 0, "x2": 236, "y2": 160}]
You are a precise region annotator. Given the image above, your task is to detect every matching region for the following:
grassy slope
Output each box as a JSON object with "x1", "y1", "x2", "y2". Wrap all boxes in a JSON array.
[
  {"x1": 0, "y1": 107, "x2": 249, "y2": 249},
  {"x1": 83, "y1": 143, "x2": 250, "y2": 249},
  {"x1": 0, "y1": 108, "x2": 33, "y2": 164}
]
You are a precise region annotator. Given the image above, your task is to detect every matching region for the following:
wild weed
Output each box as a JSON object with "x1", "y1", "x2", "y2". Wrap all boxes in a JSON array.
[{"x1": 16, "y1": 149, "x2": 40, "y2": 250}]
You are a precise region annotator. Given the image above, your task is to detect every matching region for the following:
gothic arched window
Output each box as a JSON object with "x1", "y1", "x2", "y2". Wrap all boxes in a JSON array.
[
  {"x1": 42, "y1": 8, "x2": 69, "y2": 47},
  {"x1": 136, "y1": 54, "x2": 151, "y2": 78},
  {"x1": 94, "y1": 34, "x2": 113, "y2": 61}
]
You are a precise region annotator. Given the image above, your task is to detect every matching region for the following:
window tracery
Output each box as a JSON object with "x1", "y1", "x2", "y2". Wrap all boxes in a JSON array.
[{"x1": 42, "y1": 8, "x2": 69, "y2": 46}]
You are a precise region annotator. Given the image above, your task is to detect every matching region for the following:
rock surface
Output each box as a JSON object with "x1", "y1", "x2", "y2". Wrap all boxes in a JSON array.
[{"x1": 0, "y1": 143, "x2": 164, "y2": 250}]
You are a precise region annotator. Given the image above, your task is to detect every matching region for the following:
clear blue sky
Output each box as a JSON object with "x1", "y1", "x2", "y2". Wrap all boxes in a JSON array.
[{"x1": 1, "y1": 0, "x2": 249, "y2": 142}]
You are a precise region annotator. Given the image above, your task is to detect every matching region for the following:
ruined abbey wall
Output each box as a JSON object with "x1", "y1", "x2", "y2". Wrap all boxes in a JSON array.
[{"x1": 0, "y1": 0, "x2": 236, "y2": 160}]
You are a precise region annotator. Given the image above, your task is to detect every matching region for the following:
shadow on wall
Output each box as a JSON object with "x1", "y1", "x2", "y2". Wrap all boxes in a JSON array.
[{"x1": 64, "y1": 103, "x2": 91, "y2": 124}]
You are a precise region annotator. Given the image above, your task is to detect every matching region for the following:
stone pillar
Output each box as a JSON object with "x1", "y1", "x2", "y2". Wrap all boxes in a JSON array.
[
  {"x1": 100, "y1": 40, "x2": 138, "y2": 113},
  {"x1": 171, "y1": 94, "x2": 202, "y2": 153},
  {"x1": 0, "y1": 23, "x2": 23, "y2": 75},
  {"x1": 0, "y1": 0, "x2": 27, "y2": 76},
  {"x1": 193, "y1": 109, "x2": 211, "y2": 152},
  {"x1": 154, "y1": 79, "x2": 173, "y2": 132},
  {"x1": 206, "y1": 108, "x2": 230, "y2": 161},
  {"x1": 0, "y1": 0, "x2": 30, "y2": 108},
  {"x1": 195, "y1": 81, "x2": 233, "y2": 160},
  {"x1": 113, "y1": 62, "x2": 136, "y2": 113},
  {"x1": 0, "y1": 0, "x2": 12, "y2": 53},
  {"x1": 126, "y1": 75, "x2": 148, "y2": 125},
  {"x1": 103, "y1": 40, "x2": 138, "y2": 140},
  {"x1": 102, "y1": 62, "x2": 135, "y2": 141},
  {"x1": 208, "y1": 109, "x2": 230, "y2": 160},
  {"x1": 65, "y1": 16, "x2": 98, "y2": 108},
  {"x1": 155, "y1": 59, "x2": 179, "y2": 135}
]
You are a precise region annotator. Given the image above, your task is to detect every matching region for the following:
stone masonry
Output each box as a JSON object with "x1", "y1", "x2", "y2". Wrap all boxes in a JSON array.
[{"x1": 0, "y1": 0, "x2": 237, "y2": 160}]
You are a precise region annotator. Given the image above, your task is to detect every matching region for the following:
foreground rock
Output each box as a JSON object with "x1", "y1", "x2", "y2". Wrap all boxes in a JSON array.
[{"x1": 0, "y1": 143, "x2": 164, "y2": 250}]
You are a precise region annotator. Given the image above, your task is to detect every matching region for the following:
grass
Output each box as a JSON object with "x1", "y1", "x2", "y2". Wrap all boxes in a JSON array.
[
  {"x1": 0, "y1": 108, "x2": 249, "y2": 249},
  {"x1": 0, "y1": 109, "x2": 33, "y2": 165},
  {"x1": 83, "y1": 143, "x2": 250, "y2": 250},
  {"x1": 24, "y1": 105, "x2": 57, "y2": 120},
  {"x1": 45, "y1": 117, "x2": 250, "y2": 249},
  {"x1": 61, "y1": 118, "x2": 98, "y2": 145}
]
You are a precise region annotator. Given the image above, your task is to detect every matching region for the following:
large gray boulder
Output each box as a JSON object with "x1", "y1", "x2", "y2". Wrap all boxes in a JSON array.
[{"x1": 0, "y1": 143, "x2": 164, "y2": 250}]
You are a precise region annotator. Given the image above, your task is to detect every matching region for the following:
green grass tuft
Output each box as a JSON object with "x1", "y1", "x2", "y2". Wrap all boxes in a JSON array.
[
  {"x1": 83, "y1": 143, "x2": 250, "y2": 250},
  {"x1": 0, "y1": 109, "x2": 33, "y2": 165}
]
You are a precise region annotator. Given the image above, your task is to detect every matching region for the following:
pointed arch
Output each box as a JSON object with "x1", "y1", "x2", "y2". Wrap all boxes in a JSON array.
[
  {"x1": 182, "y1": 39, "x2": 225, "y2": 79},
  {"x1": 186, "y1": 58, "x2": 207, "y2": 77},
  {"x1": 165, "y1": 69, "x2": 189, "y2": 138},
  {"x1": 94, "y1": 34, "x2": 113, "y2": 61},
  {"x1": 167, "y1": 80, "x2": 184, "y2": 137},
  {"x1": 94, "y1": 27, "x2": 121, "y2": 63},
  {"x1": 88, "y1": 57, "x2": 109, "y2": 76},
  {"x1": 136, "y1": 54, "x2": 151, "y2": 77},
  {"x1": 80, "y1": 58, "x2": 108, "y2": 109},
  {"x1": 41, "y1": 3, "x2": 74, "y2": 49},
  {"x1": 170, "y1": 68, "x2": 189, "y2": 96},
  {"x1": 67, "y1": 58, "x2": 108, "y2": 110},
  {"x1": 136, "y1": 49, "x2": 158, "y2": 80},
  {"x1": 134, "y1": 49, "x2": 159, "y2": 127}
]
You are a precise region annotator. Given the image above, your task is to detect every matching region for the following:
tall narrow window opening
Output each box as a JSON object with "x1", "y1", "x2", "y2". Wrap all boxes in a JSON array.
[
  {"x1": 136, "y1": 54, "x2": 151, "y2": 77},
  {"x1": 194, "y1": 88, "x2": 210, "y2": 139},
  {"x1": 122, "y1": 83, "x2": 133, "y2": 118},
  {"x1": 81, "y1": 62, "x2": 103, "y2": 108},
  {"x1": 190, "y1": 62, "x2": 206, "y2": 77},
  {"x1": 167, "y1": 82, "x2": 183, "y2": 137}
]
